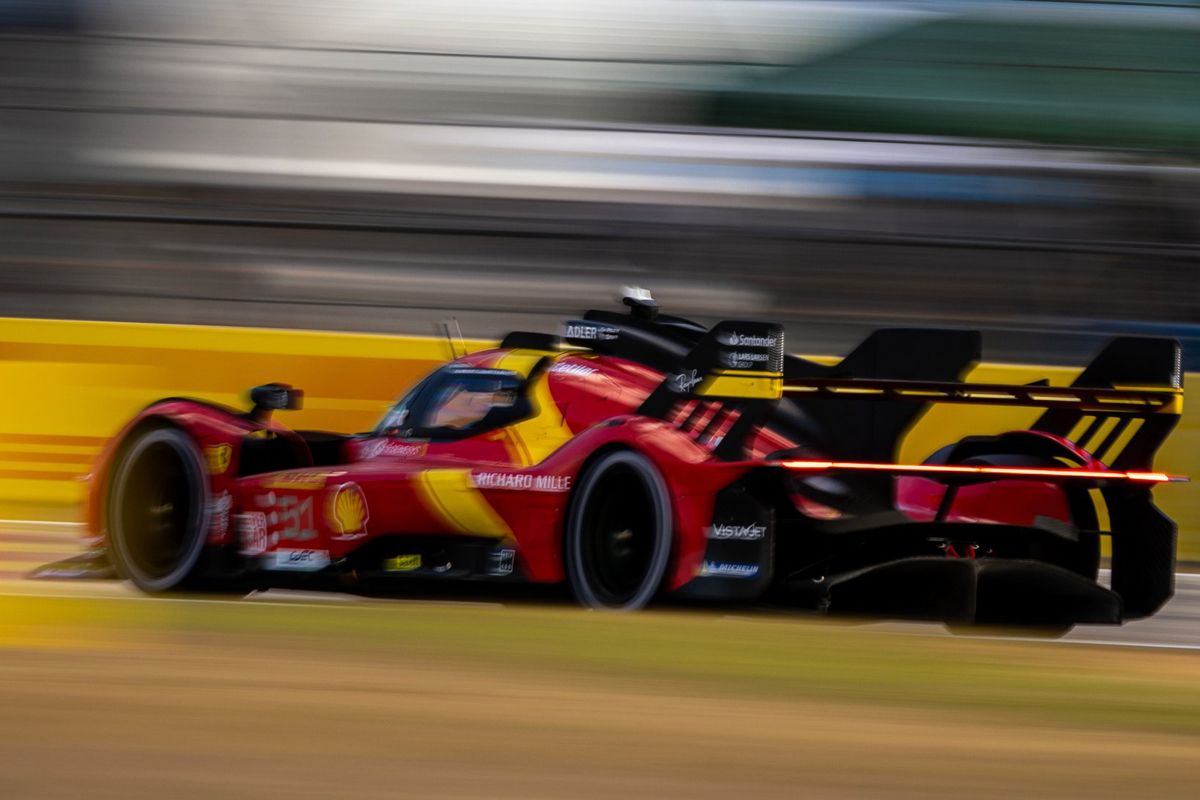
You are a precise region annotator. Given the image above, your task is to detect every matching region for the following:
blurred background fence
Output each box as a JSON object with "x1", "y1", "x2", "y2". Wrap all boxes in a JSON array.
[
  {"x1": 1, "y1": 0, "x2": 1197, "y2": 360},
  {"x1": 0, "y1": 0, "x2": 1198, "y2": 543}
]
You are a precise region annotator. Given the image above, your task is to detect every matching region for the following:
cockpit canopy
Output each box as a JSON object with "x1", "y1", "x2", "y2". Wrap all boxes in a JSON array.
[{"x1": 376, "y1": 366, "x2": 530, "y2": 440}]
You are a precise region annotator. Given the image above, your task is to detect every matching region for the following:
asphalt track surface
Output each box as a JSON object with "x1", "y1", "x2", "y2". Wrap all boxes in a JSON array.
[
  {"x1": 4, "y1": 523, "x2": 1200, "y2": 799},
  {"x1": 1, "y1": 519, "x2": 1197, "y2": 648}
]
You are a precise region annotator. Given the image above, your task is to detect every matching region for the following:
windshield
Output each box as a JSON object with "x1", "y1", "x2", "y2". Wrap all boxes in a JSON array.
[
  {"x1": 374, "y1": 366, "x2": 526, "y2": 438},
  {"x1": 428, "y1": 380, "x2": 516, "y2": 430},
  {"x1": 375, "y1": 372, "x2": 435, "y2": 435}
]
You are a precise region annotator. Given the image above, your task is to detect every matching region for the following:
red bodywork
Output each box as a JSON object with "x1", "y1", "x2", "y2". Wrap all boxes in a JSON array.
[{"x1": 85, "y1": 345, "x2": 1088, "y2": 593}]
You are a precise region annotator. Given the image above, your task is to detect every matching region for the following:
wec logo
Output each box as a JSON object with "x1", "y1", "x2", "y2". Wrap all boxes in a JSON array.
[{"x1": 270, "y1": 549, "x2": 331, "y2": 571}]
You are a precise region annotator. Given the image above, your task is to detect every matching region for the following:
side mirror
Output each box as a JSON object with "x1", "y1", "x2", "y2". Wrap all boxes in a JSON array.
[{"x1": 249, "y1": 383, "x2": 303, "y2": 422}]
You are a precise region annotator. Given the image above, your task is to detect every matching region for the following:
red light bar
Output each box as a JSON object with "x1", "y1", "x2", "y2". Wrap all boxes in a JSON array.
[{"x1": 777, "y1": 460, "x2": 1186, "y2": 483}]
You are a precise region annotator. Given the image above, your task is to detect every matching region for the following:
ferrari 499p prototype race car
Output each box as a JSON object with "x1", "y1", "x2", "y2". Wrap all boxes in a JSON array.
[{"x1": 80, "y1": 291, "x2": 1186, "y2": 629}]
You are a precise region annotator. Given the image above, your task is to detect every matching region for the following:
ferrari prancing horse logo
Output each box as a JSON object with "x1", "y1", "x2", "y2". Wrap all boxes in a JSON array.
[
  {"x1": 328, "y1": 482, "x2": 369, "y2": 538},
  {"x1": 204, "y1": 443, "x2": 232, "y2": 474}
]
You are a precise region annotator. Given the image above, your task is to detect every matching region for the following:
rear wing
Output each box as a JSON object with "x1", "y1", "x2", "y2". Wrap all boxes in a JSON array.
[
  {"x1": 783, "y1": 335, "x2": 1182, "y2": 472},
  {"x1": 776, "y1": 458, "x2": 1183, "y2": 485},
  {"x1": 777, "y1": 335, "x2": 1185, "y2": 620},
  {"x1": 562, "y1": 302, "x2": 1181, "y2": 471},
  {"x1": 1033, "y1": 337, "x2": 1182, "y2": 472},
  {"x1": 782, "y1": 376, "x2": 1179, "y2": 414}
]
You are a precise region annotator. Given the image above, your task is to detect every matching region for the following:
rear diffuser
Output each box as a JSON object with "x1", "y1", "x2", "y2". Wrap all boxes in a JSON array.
[{"x1": 800, "y1": 557, "x2": 1122, "y2": 626}]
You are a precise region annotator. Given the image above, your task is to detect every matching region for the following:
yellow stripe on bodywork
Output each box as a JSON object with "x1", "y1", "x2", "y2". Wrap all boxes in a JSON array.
[
  {"x1": 495, "y1": 350, "x2": 574, "y2": 467},
  {"x1": 697, "y1": 372, "x2": 783, "y2": 400},
  {"x1": 1156, "y1": 393, "x2": 1184, "y2": 415},
  {"x1": 415, "y1": 469, "x2": 512, "y2": 538}
]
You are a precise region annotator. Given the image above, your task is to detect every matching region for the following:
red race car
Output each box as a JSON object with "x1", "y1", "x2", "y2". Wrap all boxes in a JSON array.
[{"x1": 79, "y1": 291, "x2": 1185, "y2": 628}]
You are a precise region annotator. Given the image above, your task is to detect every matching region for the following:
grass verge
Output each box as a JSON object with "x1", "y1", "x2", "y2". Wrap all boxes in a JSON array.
[{"x1": 3, "y1": 593, "x2": 1199, "y2": 736}]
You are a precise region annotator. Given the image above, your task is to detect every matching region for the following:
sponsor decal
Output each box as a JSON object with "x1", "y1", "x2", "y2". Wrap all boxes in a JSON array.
[
  {"x1": 385, "y1": 554, "x2": 422, "y2": 572},
  {"x1": 391, "y1": 441, "x2": 427, "y2": 458},
  {"x1": 535, "y1": 475, "x2": 571, "y2": 492},
  {"x1": 717, "y1": 331, "x2": 778, "y2": 349},
  {"x1": 700, "y1": 561, "x2": 760, "y2": 579},
  {"x1": 209, "y1": 491, "x2": 233, "y2": 539},
  {"x1": 270, "y1": 548, "x2": 330, "y2": 571},
  {"x1": 488, "y1": 548, "x2": 516, "y2": 577},
  {"x1": 327, "y1": 482, "x2": 369, "y2": 539},
  {"x1": 718, "y1": 350, "x2": 770, "y2": 369},
  {"x1": 237, "y1": 512, "x2": 269, "y2": 556},
  {"x1": 360, "y1": 439, "x2": 427, "y2": 460},
  {"x1": 204, "y1": 443, "x2": 232, "y2": 475},
  {"x1": 714, "y1": 328, "x2": 782, "y2": 371},
  {"x1": 564, "y1": 322, "x2": 619, "y2": 342},
  {"x1": 473, "y1": 472, "x2": 571, "y2": 492},
  {"x1": 475, "y1": 472, "x2": 533, "y2": 490},
  {"x1": 263, "y1": 470, "x2": 344, "y2": 491},
  {"x1": 708, "y1": 522, "x2": 767, "y2": 541},
  {"x1": 669, "y1": 369, "x2": 702, "y2": 394},
  {"x1": 549, "y1": 361, "x2": 599, "y2": 378}
]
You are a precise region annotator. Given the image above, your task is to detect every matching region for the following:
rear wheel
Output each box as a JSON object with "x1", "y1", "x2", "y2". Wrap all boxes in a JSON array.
[
  {"x1": 107, "y1": 426, "x2": 211, "y2": 593},
  {"x1": 565, "y1": 451, "x2": 673, "y2": 610}
]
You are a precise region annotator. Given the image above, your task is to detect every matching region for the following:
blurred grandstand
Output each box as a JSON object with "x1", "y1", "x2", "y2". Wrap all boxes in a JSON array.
[{"x1": 1, "y1": 0, "x2": 1198, "y2": 363}]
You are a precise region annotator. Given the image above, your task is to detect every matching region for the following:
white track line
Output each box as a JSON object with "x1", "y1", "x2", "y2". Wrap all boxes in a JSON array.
[{"x1": 1017, "y1": 638, "x2": 1200, "y2": 652}]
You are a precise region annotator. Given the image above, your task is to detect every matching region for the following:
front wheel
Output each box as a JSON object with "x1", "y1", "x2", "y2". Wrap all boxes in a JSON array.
[
  {"x1": 564, "y1": 450, "x2": 673, "y2": 610},
  {"x1": 107, "y1": 426, "x2": 211, "y2": 593}
]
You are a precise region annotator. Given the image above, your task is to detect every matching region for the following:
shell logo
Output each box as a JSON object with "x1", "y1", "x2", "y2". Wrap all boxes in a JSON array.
[
  {"x1": 204, "y1": 443, "x2": 232, "y2": 475},
  {"x1": 328, "y1": 482, "x2": 369, "y2": 537}
]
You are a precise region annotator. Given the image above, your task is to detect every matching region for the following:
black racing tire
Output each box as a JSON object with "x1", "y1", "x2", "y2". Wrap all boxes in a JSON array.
[
  {"x1": 107, "y1": 426, "x2": 211, "y2": 593},
  {"x1": 565, "y1": 450, "x2": 673, "y2": 611}
]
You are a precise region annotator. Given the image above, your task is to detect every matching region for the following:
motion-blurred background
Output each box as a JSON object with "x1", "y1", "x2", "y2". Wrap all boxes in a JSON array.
[
  {"x1": 3, "y1": 0, "x2": 1198, "y2": 362},
  {"x1": 2, "y1": 0, "x2": 1199, "y2": 530},
  {"x1": 4, "y1": 5, "x2": 1200, "y2": 798}
]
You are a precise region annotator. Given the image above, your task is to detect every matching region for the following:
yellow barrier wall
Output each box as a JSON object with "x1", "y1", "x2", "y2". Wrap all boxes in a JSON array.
[
  {"x1": 1, "y1": 318, "x2": 1195, "y2": 559},
  {"x1": 0, "y1": 318, "x2": 489, "y2": 517}
]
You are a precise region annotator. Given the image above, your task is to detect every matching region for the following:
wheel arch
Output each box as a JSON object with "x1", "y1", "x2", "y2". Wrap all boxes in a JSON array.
[
  {"x1": 561, "y1": 442, "x2": 638, "y2": 536},
  {"x1": 920, "y1": 430, "x2": 1102, "y2": 579}
]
